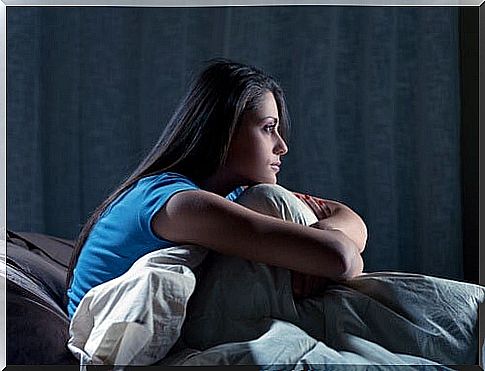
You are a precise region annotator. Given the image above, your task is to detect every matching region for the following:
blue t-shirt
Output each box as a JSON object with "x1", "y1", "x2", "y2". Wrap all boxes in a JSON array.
[{"x1": 67, "y1": 172, "x2": 244, "y2": 318}]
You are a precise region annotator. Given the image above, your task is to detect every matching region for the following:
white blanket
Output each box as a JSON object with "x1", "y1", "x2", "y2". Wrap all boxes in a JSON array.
[{"x1": 69, "y1": 246, "x2": 485, "y2": 368}]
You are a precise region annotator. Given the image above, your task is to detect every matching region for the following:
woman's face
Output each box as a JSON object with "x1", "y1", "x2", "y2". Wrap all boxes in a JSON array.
[{"x1": 224, "y1": 91, "x2": 289, "y2": 185}]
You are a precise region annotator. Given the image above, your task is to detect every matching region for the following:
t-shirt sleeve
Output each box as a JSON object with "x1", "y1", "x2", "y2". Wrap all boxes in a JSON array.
[
  {"x1": 225, "y1": 186, "x2": 245, "y2": 202},
  {"x1": 138, "y1": 173, "x2": 199, "y2": 242}
]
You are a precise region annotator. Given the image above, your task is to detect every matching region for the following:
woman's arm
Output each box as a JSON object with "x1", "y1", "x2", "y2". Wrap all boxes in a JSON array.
[
  {"x1": 288, "y1": 193, "x2": 366, "y2": 299},
  {"x1": 152, "y1": 190, "x2": 363, "y2": 280},
  {"x1": 294, "y1": 193, "x2": 368, "y2": 253}
]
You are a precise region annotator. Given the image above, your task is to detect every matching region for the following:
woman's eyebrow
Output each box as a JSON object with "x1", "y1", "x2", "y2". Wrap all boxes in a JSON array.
[{"x1": 260, "y1": 116, "x2": 278, "y2": 124}]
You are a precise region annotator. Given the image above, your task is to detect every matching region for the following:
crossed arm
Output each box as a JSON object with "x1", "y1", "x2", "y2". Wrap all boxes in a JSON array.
[
  {"x1": 293, "y1": 192, "x2": 368, "y2": 253},
  {"x1": 292, "y1": 191, "x2": 368, "y2": 298},
  {"x1": 153, "y1": 188, "x2": 366, "y2": 285}
]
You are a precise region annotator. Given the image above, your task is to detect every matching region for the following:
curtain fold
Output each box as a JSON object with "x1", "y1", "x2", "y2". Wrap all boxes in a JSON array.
[{"x1": 7, "y1": 6, "x2": 463, "y2": 279}]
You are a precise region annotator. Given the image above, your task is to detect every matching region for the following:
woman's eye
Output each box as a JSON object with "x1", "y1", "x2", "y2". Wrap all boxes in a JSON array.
[{"x1": 264, "y1": 124, "x2": 276, "y2": 133}]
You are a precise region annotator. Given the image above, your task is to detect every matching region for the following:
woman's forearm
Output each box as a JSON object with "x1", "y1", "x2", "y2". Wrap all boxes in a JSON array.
[
  {"x1": 340, "y1": 242, "x2": 364, "y2": 279},
  {"x1": 319, "y1": 228, "x2": 364, "y2": 280},
  {"x1": 293, "y1": 192, "x2": 368, "y2": 253},
  {"x1": 157, "y1": 189, "x2": 359, "y2": 280}
]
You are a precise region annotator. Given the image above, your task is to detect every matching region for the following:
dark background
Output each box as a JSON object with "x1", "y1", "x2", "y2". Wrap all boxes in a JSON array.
[{"x1": 6, "y1": 6, "x2": 479, "y2": 282}]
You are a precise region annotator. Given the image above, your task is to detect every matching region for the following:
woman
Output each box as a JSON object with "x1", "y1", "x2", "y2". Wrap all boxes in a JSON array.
[{"x1": 66, "y1": 59, "x2": 367, "y2": 319}]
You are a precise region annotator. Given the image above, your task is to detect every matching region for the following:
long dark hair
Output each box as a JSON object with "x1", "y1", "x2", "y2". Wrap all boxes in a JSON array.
[{"x1": 65, "y1": 59, "x2": 290, "y2": 291}]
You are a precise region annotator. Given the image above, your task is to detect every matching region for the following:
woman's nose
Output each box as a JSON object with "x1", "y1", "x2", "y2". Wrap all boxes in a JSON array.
[{"x1": 275, "y1": 135, "x2": 288, "y2": 156}]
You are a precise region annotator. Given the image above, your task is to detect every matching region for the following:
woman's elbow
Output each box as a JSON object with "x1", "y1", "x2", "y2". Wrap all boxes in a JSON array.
[
  {"x1": 338, "y1": 243, "x2": 364, "y2": 280},
  {"x1": 358, "y1": 222, "x2": 368, "y2": 253}
]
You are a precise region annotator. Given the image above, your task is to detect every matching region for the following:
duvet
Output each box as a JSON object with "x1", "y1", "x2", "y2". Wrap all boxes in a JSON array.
[{"x1": 68, "y1": 245, "x2": 485, "y2": 369}]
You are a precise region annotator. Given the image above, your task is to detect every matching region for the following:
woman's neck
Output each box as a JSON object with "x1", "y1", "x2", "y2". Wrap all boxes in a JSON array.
[{"x1": 197, "y1": 169, "x2": 243, "y2": 196}]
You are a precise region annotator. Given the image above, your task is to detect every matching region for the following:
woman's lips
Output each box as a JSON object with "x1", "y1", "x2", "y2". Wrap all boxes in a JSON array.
[{"x1": 270, "y1": 164, "x2": 280, "y2": 172}]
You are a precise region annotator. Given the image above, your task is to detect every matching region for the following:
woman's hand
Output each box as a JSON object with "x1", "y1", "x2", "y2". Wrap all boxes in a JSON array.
[
  {"x1": 294, "y1": 192, "x2": 368, "y2": 253},
  {"x1": 294, "y1": 192, "x2": 332, "y2": 220},
  {"x1": 291, "y1": 270, "x2": 330, "y2": 299}
]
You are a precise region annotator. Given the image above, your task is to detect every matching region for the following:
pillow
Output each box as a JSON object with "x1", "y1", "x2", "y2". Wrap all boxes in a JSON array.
[
  {"x1": 7, "y1": 230, "x2": 74, "y2": 307},
  {"x1": 6, "y1": 231, "x2": 77, "y2": 364},
  {"x1": 7, "y1": 230, "x2": 74, "y2": 268},
  {"x1": 6, "y1": 258, "x2": 77, "y2": 364},
  {"x1": 68, "y1": 244, "x2": 208, "y2": 366}
]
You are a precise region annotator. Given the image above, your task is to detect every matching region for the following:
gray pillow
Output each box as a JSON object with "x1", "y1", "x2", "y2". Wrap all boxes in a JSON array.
[{"x1": 6, "y1": 231, "x2": 77, "y2": 364}]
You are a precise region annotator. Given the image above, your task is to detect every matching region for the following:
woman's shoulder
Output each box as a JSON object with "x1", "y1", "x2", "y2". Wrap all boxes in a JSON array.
[
  {"x1": 140, "y1": 171, "x2": 194, "y2": 183},
  {"x1": 140, "y1": 171, "x2": 198, "y2": 187},
  {"x1": 105, "y1": 172, "x2": 199, "y2": 215}
]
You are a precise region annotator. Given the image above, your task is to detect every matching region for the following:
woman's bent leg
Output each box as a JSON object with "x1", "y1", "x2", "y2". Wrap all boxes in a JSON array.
[
  {"x1": 235, "y1": 184, "x2": 329, "y2": 341},
  {"x1": 234, "y1": 184, "x2": 318, "y2": 226},
  {"x1": 181, "y1": 184, "x2": 320, "y2": 349}
]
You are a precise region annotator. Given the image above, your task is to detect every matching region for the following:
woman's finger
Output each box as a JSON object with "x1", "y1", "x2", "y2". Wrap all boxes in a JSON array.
[
  {"x1": 301, "y1": 195, "x2": 319, "y2": 215},
  {"x1": 293, "y1": 192, "x2": 332, "y2": 220},
  {"x1": 317, "y1": 199, "x2": 332, "y2": 218},
  {"x1": 312, "y1": 197, "x2": 332, "y2": 219},
  {"x1": 293, "y1": 192, "x2": 306, "y2": 202},
  {"x1": 304, "y1": 196, "x2": 327, "y2": 220}
]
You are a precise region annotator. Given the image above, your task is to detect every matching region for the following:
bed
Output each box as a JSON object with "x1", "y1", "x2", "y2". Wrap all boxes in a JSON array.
[{"x1": 4, "y1": 230, "x2": 485, "y2": 369}]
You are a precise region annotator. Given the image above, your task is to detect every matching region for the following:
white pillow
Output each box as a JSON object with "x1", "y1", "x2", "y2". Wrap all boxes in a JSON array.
[{"x1": 68, "y1": 245, "x2": 207, "y2": 366}]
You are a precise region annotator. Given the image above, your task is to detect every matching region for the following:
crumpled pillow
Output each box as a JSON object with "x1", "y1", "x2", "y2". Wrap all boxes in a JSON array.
[{"x1": 67, "y1": 244, "x2": 208, "y2": 366}]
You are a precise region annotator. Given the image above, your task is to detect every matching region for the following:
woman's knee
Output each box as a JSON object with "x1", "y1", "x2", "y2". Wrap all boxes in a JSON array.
[{"x1": 235, "y1": 183, "x2": 317, "y2": 225}]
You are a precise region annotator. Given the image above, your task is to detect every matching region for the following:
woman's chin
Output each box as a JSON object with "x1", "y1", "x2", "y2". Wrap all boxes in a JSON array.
[
  {"x1": 260, "y1": 175, "x2": 278, "y2": 185},
  {"x1": 243, "y1": 172, "x2": 278, "y2": 186}
]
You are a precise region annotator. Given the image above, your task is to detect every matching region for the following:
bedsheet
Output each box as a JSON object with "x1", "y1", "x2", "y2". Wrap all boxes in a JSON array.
[
  {"x1": 161, "y1": 319, "x2": 461, "y2": 369},
  {"x1": 68, "y1": 248, "x2": 485, "y2": 368},
  {"x1": 174, "y1": 252, "x2": 485, "y2": 367}
]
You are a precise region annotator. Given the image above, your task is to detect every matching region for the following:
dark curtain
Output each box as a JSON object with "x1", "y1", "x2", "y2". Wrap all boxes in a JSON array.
[{"x1": 7, "y1": 6, "x2": 463, "y2": 280}]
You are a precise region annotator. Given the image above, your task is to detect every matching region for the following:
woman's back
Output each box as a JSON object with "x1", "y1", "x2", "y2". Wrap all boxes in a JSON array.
[{"x1": 67, "y1": 171, "x2": 243, "y2": 317}]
